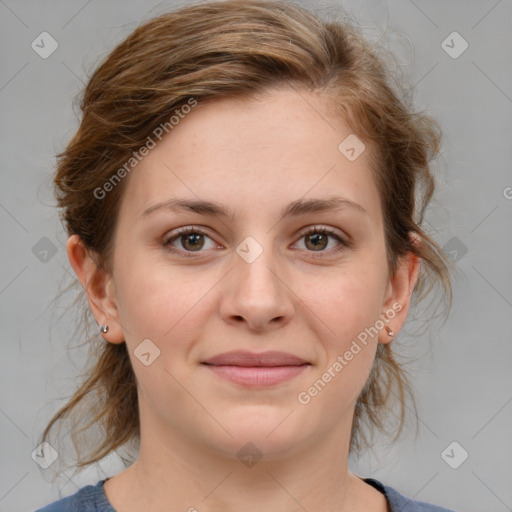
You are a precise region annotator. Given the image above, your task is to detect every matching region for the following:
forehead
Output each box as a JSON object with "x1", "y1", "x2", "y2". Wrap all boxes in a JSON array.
[{"x1": 117, "y1": 87, "x2": 382, "y2": 225}]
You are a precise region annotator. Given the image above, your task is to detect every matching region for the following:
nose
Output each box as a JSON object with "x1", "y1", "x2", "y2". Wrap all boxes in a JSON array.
[{"x1": 219, "y1": 244, "x2": 295, "y2": 332}]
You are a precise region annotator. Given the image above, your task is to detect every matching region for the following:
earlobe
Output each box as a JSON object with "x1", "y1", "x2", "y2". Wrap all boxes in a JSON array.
[{"x1": 66, "y1": 234, "x2": 125, "y2": 344}]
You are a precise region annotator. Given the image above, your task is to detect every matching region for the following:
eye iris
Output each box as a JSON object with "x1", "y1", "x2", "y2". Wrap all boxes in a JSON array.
[
  {"x1": 182, "y1": 233, "x2": 204, "y2": 251},
  {"x1": 305, "y1": 232, "x2": 328, "y2": 251}
]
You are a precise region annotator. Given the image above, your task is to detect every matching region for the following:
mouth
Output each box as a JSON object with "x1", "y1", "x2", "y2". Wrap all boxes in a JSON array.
[{"x1": 201, "y1": 350, "x2": 311, "y2": 387}]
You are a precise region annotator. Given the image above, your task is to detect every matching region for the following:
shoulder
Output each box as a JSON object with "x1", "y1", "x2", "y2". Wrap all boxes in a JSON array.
[
  {"x1": 363, "y1": 478, "x2": 456, "y2": 512},
  {"x1": 34, "y1": 479, "x2": 115, "y2": 512}
]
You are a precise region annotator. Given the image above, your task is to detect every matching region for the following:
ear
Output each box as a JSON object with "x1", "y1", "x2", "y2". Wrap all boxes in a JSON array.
[
  {"x1": 66, "y1": 234, "x2": 125, "y2": 344},
  {"x1": 379, "y1": 233, "x2": 421, "y2": 343}
]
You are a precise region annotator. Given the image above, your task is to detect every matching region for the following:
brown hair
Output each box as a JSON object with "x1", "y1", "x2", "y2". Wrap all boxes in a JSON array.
[{"x1": 40, "y1": 0, "x2": 452, "y2": 476}]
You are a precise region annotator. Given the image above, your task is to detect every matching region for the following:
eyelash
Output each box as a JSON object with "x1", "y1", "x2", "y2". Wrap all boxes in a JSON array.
[{"x1": 162, "y1": 225, "x2": 350, "y2": 259}]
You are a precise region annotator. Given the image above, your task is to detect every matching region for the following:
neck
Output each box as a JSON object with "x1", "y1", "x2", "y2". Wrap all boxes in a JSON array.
[{"x1": 104, "y1": 403, "x2": 378, "y2": 512}]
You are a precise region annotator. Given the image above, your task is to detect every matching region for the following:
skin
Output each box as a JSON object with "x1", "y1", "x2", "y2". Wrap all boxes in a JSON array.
[{"x1": 68, "y1": 86, "x2": 419, "y2": 512}]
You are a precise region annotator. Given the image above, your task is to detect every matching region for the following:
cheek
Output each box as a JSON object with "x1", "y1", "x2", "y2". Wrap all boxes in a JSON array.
[
  {"x1": 114, "y1": 256, "x2": 218, "y2": 355},
  {"x1": 301, "y1": 265, "x2": 386, "y2": 342},
  {"x1": 295, "y1": 300, "x2": 379, "y2": 433},
  {"x1": 294, "y1": 266, "x2": 385, "y2": 402},
  {"x1": 113, "y1": 264, "x2": 213, "y2": 407}
]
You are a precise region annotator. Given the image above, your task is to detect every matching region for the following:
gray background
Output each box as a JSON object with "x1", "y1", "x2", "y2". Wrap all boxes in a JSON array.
[{"x1": 1, "y1": 1, "x2": 511, "y2": 511}]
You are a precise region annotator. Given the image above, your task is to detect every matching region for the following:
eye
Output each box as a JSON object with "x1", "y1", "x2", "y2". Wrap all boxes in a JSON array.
[
  {"x1": 162, "y1": 225, "x2": 349, "y2": 258},
  {"x1": 293, "y1": 225, "x2": 349, "y2": 256},
  {"x1": 163, "y1": 226, "x2": 218, "y2": 257}
]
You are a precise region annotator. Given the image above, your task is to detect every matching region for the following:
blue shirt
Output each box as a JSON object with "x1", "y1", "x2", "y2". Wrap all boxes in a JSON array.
[{"x1": 34, "y1": 477, "x2": 455, "y2": 511}]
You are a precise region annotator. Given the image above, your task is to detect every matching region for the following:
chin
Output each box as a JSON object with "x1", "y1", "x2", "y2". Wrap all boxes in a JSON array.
[{"x1": 202, "y1": 409, "x2": 313, "y2": 458}]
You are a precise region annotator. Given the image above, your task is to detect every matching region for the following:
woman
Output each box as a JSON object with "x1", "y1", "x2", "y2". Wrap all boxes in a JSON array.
[{"x1": 35, "y1": 1, "x2": 454, "y2": 510}]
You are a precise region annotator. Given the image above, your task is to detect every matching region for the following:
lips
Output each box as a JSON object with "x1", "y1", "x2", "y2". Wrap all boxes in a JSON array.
[
  {"x1": 201, "y1": 350, "x2": 309, "y2": 367},
  {"x1": 201, "y1": 350, "x2": 311, "y2": 387}
]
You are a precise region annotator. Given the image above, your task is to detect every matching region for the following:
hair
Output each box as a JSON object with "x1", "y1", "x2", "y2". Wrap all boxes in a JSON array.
[{"x1": 40, "y1": 0, "x2": 452, "y2": 477}]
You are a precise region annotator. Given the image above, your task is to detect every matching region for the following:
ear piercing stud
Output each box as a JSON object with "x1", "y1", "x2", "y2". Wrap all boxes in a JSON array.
[
  {"x1": 100, "y1": 324, "x2": 109, "y2": 334},
  {"x1": 385, "y1": 326, "x2": 395, "y2": 337}
]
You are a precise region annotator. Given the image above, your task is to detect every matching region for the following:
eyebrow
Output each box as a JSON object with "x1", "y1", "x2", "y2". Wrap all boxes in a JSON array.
[{"x1": 140, "y1": 195, "x2": 367, "y2": 220}]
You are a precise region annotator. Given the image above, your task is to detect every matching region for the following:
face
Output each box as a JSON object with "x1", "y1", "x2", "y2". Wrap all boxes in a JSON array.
[{"x1": 73, "y1": 86, "x2": 417, "y2": 462}]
